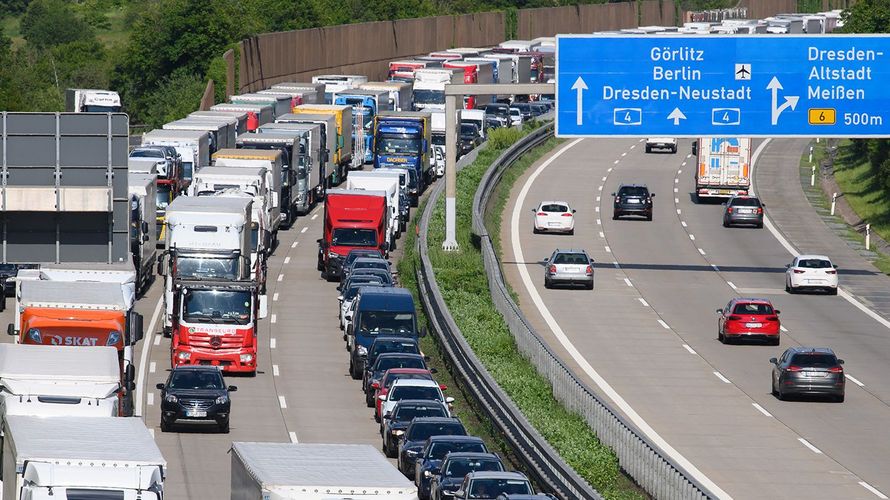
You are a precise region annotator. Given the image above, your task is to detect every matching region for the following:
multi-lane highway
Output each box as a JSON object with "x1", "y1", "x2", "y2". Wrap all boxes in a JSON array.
[{"x1": 501, "y1": 138, "x2": 890, "y2": 499}]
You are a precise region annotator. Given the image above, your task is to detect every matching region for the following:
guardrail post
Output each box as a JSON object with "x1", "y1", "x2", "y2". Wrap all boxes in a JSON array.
[{"x1": 443, "y1": 93, "x2": 460, "y2": 251}]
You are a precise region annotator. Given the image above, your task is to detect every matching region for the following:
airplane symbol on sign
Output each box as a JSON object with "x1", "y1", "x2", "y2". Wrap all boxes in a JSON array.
[{"x1": 735, "y1": 64, "x2": 751, "y2": 80}]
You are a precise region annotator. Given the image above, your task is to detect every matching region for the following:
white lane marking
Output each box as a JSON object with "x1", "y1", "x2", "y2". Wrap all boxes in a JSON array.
[
  {"x1": 596, "y1": 196, "x2": 601, "y2": 202},
  {"x1": 711, "y1": 264, "x2": 719, "y2": 271},
  {"x1": 753, "y1": 139, "x2": 890, "y2": 335},
  {"x1": 612, "y1": 261, "x2": 620, "y2": 269},
  {"x1": 686, "y1": 153, "x2": 692, "y2": 158},
  {"x1": 277, "y1": 273, "x2": 284, "y2": 282},
  {"x1": 624, "y1": 278, "x2": 632, "y2": 287},
  {"x1": 509, "y1": 138, "x2": 731, "y2": 499},
  {"x1": 689, "y1": 234, "x2": 695, "y2": 241},
  {"x1": 675, "y1": 198, "x2": 680, "y2": 204},
  {"x1": 681, "y1": 161, "x2": 687, "y2": 166},
  {"x1": 713, "y1": 371, "x2": 731, "y2": 384},
  {"x1": 601, "y1": 176, "x2": 607, "y2": 181},
  {"x1": 598, "y1": 185, "x2": 603, "y2": 191},
  {"x1": 604, "y1": 245, "x2": 611, "y2": 253},
  {"x1": 147, "y1": 393, "x2": 154, "y2": 406},
  {"x1": 149, "y1": 362, "x2": 156, "y2": 374},
  {"x1": 674, "y1": 187, "x2": 679, "y2": 193},
  {"x1": 596, "y1": 218, "x2": 602, "y2": 225},
  {"x1": 752, "y1": 403, "x2": 773, "y2": 417},
  {"x1": 630, "y1": 144, "x2": 636, "y2": 149},
  {"x1": 278, "y1": 396, "x2": 288, "y2": 409},
  {"x1": 860, "y1": 482, "x2": 889, "y2": 499},
  {"x1": 596, "y1": 206, "x2": 600, "y2": 213},
  {"x1": 845, "y1": 374, "x2": 865, "y2": 387},
  {"x1": 698, "y1": 248, "x2": 706, "y2": 255},
  {"x1": 681, "y1": 221, "x2": 688, "y2": 227},
  {"x1": 273, "y1": 364, "x2": 280, "y2": 377},
  {"x1": 270, "y1": 338, "x2": 277, "y2": 349},
  {"x1": 657, "y1": 319, "x2": 670, "y2": 329},
  {"x1": 289, "y1": 431, "x2": 299, "y2": 443},
  {"x1": 311, "y1": 213, "x2": 318, "y2": 220},
  {"x1": 638, "y1": 298, "x2": 649, "y2": 307},
  {"x1": 300, "y1": 227, "x2": 308, "y2": 234},
  {"x1": 607, "y1": 167, "x2": 613, "y2": 172},
  {"x1": 682, "y1": 344, "x2": 697, "y2": 354},
  {"x1": 284, "y1": 256, "x2": 291, "y2": 264},
  {"x1": 674, "y1": 178, "x2": 679, "y2": 184},
  {"x1": 678, "y1": 169, "x2": 683, "y2": 175},
  {"x1": 599, "y1": 231, "x2": 605, "y2": 238},
  {"x1": 798, "y1": 438, "x2": 823, "y2": 454},
  {"x1": 639, "y1": 138, "x2": 645, "y2": 143},
  {"x1": 621, "y1": 152, "x2": 627, "y2": 157},
  {"x1": 780, "y1": 325, "x2": 788, "y2": 332},
  {"x1": 271, "y1": 314, "x2": 277, "y2": 324},
  {"x1": 677, "y1": 209, "x2": 682, "y2": 214},
  {"x1": 727, "y1": 281, "x2": 737, "y2": 290},
  {"x1": 614, "y1": 159, "x2": 620, "y2": 164},
  {"x1": 291, "y1": 241, "x2": 298, "y2": 248},
  {"x1": 135, "y1": 298, "x2": 164, "y2": 417},
  {"x1": 273, "y1": 292, "x2": 280, "y2": 302}
]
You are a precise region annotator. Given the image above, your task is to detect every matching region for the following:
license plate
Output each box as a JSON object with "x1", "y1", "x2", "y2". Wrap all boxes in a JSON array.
[
  {"x1": 745, "y1": 322, "x2": 762, "y2": 328},
  {"x1": 739, "y1": 208, "x2": 753, "y2": 214},
  {"x1": 805, "y1": 371, "x2": 828, "y2": 378},
  {"x1": 548, "y1": 222, "x2": 560, "y2": 227},
  {"x1": 627, "y1": 199, "x2": 640, "y2": 204},
  {"x1": 186, "y1": 410, "x2": 207, "y2": 418}
]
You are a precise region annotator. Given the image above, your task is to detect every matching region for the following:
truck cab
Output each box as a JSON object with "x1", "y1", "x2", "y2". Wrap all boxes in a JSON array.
[
  {"x1": 318, "y1": 189, "x2": 388, "y2": 280},
  {"x1": 65, "y1": 88, "x2": 122, "y2": 113},
  {"x1": 373, "y1": 111, "x2": 432, "y2": 204},
  {"x1": 334, "y1": 89, "x2": 394, "y2": 164},
  {"x1": 412, "y1": 69, "x2": 462, "y2": 112},
  {"x1": 347, "y1": 287, "x2": 423, "y2": 380}
]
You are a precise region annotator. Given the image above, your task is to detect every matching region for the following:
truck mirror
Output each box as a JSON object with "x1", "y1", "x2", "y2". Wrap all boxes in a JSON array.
[
  {"x1": 691, "y1": 142, "x2": 698, "y2": 156},
  {"x1": 126, "y1": 363, "x2": 136, "y2": 383},
  {"x1": 128, "y1": 311, "x2": 144, "y2": 345},
  {"x1": 127, "y1": 381, "x2": 136, "y2": 391},
  {"x1": 7, "y1": 324, "x2": 16, "y2": 336},
  {"x1": 258, "y1": 294, "x2": 269, "y2": 319},
  {"x1": 142, "y1": 221, "x2": 150, "y2": 235},
  {"x1": 422, "y1": 139, "x2": 428, "y2": 153}
]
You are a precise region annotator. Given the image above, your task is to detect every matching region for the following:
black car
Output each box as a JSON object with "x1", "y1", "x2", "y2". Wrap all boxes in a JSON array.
[
  {"x1": 341, "y1": 249, "x2": 385, "y2": 277},
  {"x1": 612, "y1": 184, "x2": 654, "y2": 221},
  {"x1": 430, "y1": 452, "x2": 504, "y2": 500},
  {"x1": 459, "y1": 123, "x2": 481, "y2": 156},
  {"x1": 364, "y1": 338, "x2": 423, "y2": 391},
  {"x1": 416, "y1": 436, "x2": 488, "y2": 499},
  {"x1": 340, "y1": 256, "x2": 390, "y2": 290},
  {"x1": 399, "y1": 417, "x2": 467, "y2": 478},
  {"x1": 156, "y1": 366, "x2": 237, "y2": 433},
  {"x1": 484, "y1": 103, "x2": 510, "y2": 128},
  {"x1": 771, "y1": 347, "x2": 845, "y2": 402},
  {"x1": 509, "y1": 103, "x2": 535, "y2": 121},
  {"x1": 363, "y1": 352, "x2": 428, "y2": 403},
  {"x1": 382, "y1": 400, "x2": 449, "y2": 457}
]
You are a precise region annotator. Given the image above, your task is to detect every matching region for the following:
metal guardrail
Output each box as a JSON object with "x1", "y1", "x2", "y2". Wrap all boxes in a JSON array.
[
  {"x1": 469, "y1": 123, "x2": 716, "y2": 500},
  {"x1": 415, "y1": 128, "x2": 603, "y2": 500}
]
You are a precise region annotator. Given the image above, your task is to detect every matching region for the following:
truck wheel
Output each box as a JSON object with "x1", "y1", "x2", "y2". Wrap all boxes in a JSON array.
[{"x1": 317, "y1": 253, "x2": 324, "y2": 272}]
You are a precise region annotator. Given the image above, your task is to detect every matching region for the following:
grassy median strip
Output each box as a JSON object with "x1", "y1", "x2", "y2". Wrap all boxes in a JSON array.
[{"x1": 400, "y1": 128, "x2": 645, "y2": 499}]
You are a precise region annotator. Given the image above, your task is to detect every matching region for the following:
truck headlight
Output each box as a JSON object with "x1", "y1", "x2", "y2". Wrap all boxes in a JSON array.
[
  {"x1": 357, "y1": 345, "x2": 368, "y2": 356},
  {"x1": 406, "y1": 449, "x2": 419, "y2": 457},
  {"x1": 106, "y1": 330, "x2": 121, "y2": 346},
  {"x1": 215, "y1": 395, "x2": 229, "y2": 404},
  {"x1": 393, "y1": 429, "x2": 405, "y2": 436},
  {"x1": 165, "y1": 394, "x2": 178, "y2": 403},
  {"x1": 176, "y1": 351, "x2": 191, "y2": 361},
  {"x1": 424, "y1": 470, "x2": 432, "y2": 478},
  {"x1": 27, "y1": 328, "x2": 42, "y2": 344},
  {"x1": 329, "y1": 251, "x2": 340, "y2": 259},
  {"x1": 240, "y1": 353, "x2": 254, "y2": 363}
]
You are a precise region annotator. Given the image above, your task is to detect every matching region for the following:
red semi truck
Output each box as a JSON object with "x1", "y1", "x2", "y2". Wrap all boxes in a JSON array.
[
  {"x1": 442, "y1": 61, "x2": 494, "y2": 109},
  {"x1": 317, "y1": 188, "x2": 388, "y2": 281}
]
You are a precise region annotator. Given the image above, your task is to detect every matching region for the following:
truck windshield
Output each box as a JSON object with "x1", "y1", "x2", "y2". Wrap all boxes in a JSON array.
[
  {"x1": 332, "y1": 228, "x2": 377, "y2": 247},
  {"x1": 431, "y1": 133, "x2": 445, "y2": 146},
  {"x1": 176, "y1": 256, "x2": 238, "y2": 280},
  {"x1": 358, "y1": 311, "x2": 415, "y2": 335},
  {"x1": 156, "y1": 184, "x2": 172, "y2": 211},
  {"x1": 181, "y1": 161, "x2": 194, "y2": 181},
  {"x1": 378, "y1": 136, "x2": 421, "y2": 155},
  {"x1": 65, "y1": 489, "x2": 127, "y2": 500},
  {"x1": 83, "y1": 105, "x2": 121, "y2": 113},
  {"x1": 183, "y1": 289, "x2": 251, "y2": 325},
  {"x1": 413, "y1": 90, "x2": 445, "y2": 105}
]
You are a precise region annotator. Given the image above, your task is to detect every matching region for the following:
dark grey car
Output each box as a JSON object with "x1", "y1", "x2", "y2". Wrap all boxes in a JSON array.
[
  {"x1": 770, "y1": 347, "x2": 845, "y2": 402},
  {"x1": 722, "y1": 195, "x2": 764, "y2": 228},
  {"x1": 612, "y1": 184, "x2": 654, "y2": 221},
  {"x1": 544, "y1": 249, "x2": 593, "y2": 290}
]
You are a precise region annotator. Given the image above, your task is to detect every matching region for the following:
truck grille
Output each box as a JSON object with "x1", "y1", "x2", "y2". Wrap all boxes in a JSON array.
[{"x1": 189, "y1": 333, "x2": 244, "y2": 349}]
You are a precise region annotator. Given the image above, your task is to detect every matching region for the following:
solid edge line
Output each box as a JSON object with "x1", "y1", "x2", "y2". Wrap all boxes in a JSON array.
[
  {"x1": 135, "y1": 298, "x2": 164, "y2": 418},
  {"x1": 753, "y1": 139, "x2": 890, "y2": 333},
  {"x1": 798, "y1": 438, "x2": 823, "y2": 454},
  {"x1": 845, "y1": 374, "x2": 865, "y2": 387},
  {"x1": 509, "y1": 137, "x2": 732, "y2": 499},
  {"x1": 713, "y1": 371, "x2": 731, "y2": 384},
  {"x1": 860, "y1": 481, "x2": 889, "y2": 499},
  {"x1": 289, "y1": 431, "x2": 299, "y2": 443},
  {"x1": 751, "y1": 403, "x2": 773, "y2": 417}
]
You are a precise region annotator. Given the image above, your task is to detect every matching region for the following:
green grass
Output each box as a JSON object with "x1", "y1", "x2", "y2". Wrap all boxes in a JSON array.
[{"x1": 400, "y1": 128, "x2": 646, "y2": 499}]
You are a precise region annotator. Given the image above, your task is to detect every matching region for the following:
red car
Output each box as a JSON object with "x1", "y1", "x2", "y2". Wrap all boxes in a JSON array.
[
  {"x1": 373, "y1": 368, "x2": 435, "y2": 423},
  {"x1": 717, "y1": 298, "x2": 781, "y2": 345}
]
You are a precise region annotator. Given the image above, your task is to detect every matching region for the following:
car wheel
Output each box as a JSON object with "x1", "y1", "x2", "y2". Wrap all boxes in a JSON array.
[
  {"x1": 756, "y1": 222, "x2": 764, "y2": 229},
  {"x1": 160, "y1": 418, "x2": 171, "y2": 433},
  {"x1": 718, "y1": 329, "x2": 725, "y2": 343},
  {"x1": 586, "y1": 281, "x2": 593, "y2": 290},
  {"x1": 366, "y1": 394, "x2": 374, "y2": 408},
  {"x1": 777, "y1": 386, "x2": 786, "y2": 401},
  {"x1": 788, "y1": 282, "x2": 796, "y2": 294},
  {"x1": 219, "y1": 419, "x2": 230, "y2": 434},
  {"x1": 828, "y1": 287, "x2": 838, "y2": 296},
  {"x1": 835, "y1": 394, "x2": 845, "y2": 403},
  {"x1": 612, "y1": 212, "x2": 619, "y2": 220},
  {"x1": 671, "y1": 146, "x2": 677, "y2": 154},
  {"x1": 646, "y1": 213, "x2": 653, "y2": 222},
  {"x1": 771, "y1": 378, "x2": 778, "y2": 397},
  {"x1": 645, "y1": 146, "x2": 651, "y2": 153},
  {"x1": 723, "y1": 218, "x2": 729, "y2": 228},
  {"x1": 785, "y1": 280, "x2": 791, "y2": 293},
  {"x1": 568, "y1": 228, "x2": 575, "y2": 236},
  {"x1": 544, "y1": 278, "x2": 551, "y2": 289},
  {"x1": 771, "y1": 337, "x2": 781, "y2": 346},
  {"x1": 533, "y1": 227, "x2": 540, "y2": 234}
]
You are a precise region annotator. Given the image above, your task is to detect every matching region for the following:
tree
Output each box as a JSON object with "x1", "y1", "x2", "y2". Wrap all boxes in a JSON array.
[
  {"x1": 20, "y1": 0, "x2": 96, "y2": 49},
  {"x1": 139, "y1": 69, "x2": 207, "y2": 128},
  {"x1": 0, "y1": 0, "x2": 31, "y2": 17},
  {"x1": 841, "y1": 0, "x2": 890, "y2": 33}
]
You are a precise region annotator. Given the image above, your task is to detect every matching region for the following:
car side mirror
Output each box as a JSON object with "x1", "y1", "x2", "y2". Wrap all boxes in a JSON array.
[
  {"x1": 430, "y1": 367, "x2": 438, "y2": 374},
  {"x1": 445, "y1": 396, "x2": 455, "y2": 404},
  {"x1": 543, "y1": 257, "x2": 549, "y2": 262},
  {"x1": 383, "y1": 412, "x2": 392, "y2": 419},
  {"x1": 785, "y1": 264, "x2": 791, "y2": 268},
  {"x1": 530, "y1": 208, "x2": 535, "y2": 213},
  {"x1": 838, "y1": 359, "x2": 844, "y2": 365},
  {"x1": 378, "y1": 395, "x2": 387, "y2": 401},
  {"x1": 610, "y1": 192, "x2": 616, "y2": 196},
  {"x1": 7, "y1": 324, "x2": 16, "y2": 336},
  {"x1": 128, "y1": 311, "x2": 144, "y2": 345},
  {"x1": 420, "y1": 327, "x2": 428, "y2": 338},
  {"x1": 440, "y1": 384, "x2": 448, "y2": 391},
  {"x1": 455, "y1": 490, "x2": 465, "y2": 499},
  {"x1": 371, "y1": 382, "x2": 380, "y2": 390},
  {"x1": 650, "y1": 193, "x2": 655, "y2": 197},
  {"x1": 337, "y1": 295, "x2": 344, "y2": 302},
  {"x1": 769, "y1": 358, "x2": 778, "y2": 365},
  {"x1": 775, "y1": 310, "x2": 781, "y2": 314},
  {"x1": 228, "y1": 385, "x2": 238, "y2": 391},
  {"x1": 258, "y1": 295, "x2": 269, "y2": 319},
  {"x1": 721, "y1": 202, "x2": 726, "y2": 206},
  {"x1": 761, "y1": 203, "x2": 766, "y2": 207},
  {"x1": 572, "y1": 209, "x2": 577, "y2": 213},
  {"x1": 834, "y1": 264, "x2": 839, "y2": 269},
  {"x1": 716, "y1": 309, "x2": 722, "y2": 314},
  {"x1": 423, "y1": 355, "x2": 431, "y2": 361},
  {"x1": 156, "y1": 383, "x2": 165, "y2": 390}
]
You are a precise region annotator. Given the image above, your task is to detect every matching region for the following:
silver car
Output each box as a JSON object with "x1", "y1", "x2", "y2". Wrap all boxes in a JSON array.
[
  {"x1": 543, "y1": 249, "x2": 593, "y2": 290},
  {"x1": 722, "y1": 195, "x2": 764, "y2": 228}
]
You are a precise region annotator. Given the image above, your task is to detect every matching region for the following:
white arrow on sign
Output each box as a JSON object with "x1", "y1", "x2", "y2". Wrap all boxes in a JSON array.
[
  {"x1": 667, "y1": 107, "x2": 687, "y2": 125},
  {"x1": 767, "y1": 76, "x2": 799, "y2": 125},
  {"x1": 571, "y1": 76, "x2": 588, "y2": 126}
]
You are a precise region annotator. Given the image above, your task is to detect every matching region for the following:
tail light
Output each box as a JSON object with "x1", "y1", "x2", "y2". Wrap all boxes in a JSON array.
[
  {"x1": 561, "y1": 213, "x2": 573, "y2": 217},
  {"x1": 825, "y1": 269, "x2": 837, "y2": 274},
  {"x1": 727, "y1": 207, "x2": 733, "y2": 213},
  {"x1": 829, "y1": 366, "x2": 843, "y2": 373},
  {"x1": 727, "y1": 315, "x2": 742, "y2": 321},
  {"x1": 549, "y1": 265, "x2": 557, "y2": 273},
  {"x1": 757, "y1": 207, "x2": 763, "y2": 214},
  {"x1": 585, "y1": 265, "x2": 592, "y2": 275},
  {"x1": 536, "y1": 212, "x2": 547, "y2": 216},
  {"x1": 766, "y1": 316, "x2": 779, "y2": 321},
  {"x1": 786, "y1": 365, "x2": 802, "y2": 372},
  {"x1": 793, "y1": 269, "x2": 806, "y2": 274}
]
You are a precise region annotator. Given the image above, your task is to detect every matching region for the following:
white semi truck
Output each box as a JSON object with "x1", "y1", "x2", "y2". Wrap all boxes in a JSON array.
[
  {"x1": 2, "y1": 415, "x2": 166, "y2": 500},
  {"x1": 65, "y1": 88, "x2": 122, "y2": 113},
  {"x1": 693, "y1": 137, "x2": 753, "y2": 200},
  {"x1": 230, "y1": 442, "x2": 417, "y2": 500},
  {"x1": 412, "y1": 69, "x2": 462, "y2": 112},
  {"x1": 128, "y1": 172, "x2": 158, "y2": 293}
]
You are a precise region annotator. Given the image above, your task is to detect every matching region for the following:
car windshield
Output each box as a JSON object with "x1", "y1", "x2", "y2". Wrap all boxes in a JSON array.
[
  {"x1": 445, "y1": 459, "x2": 502, "y2": 477},
  {"x1": 540, "y1": 204, "x2": 568, "y2": 213},
  {"x1": 414, "y1": 90, "x2": 445, "y2": 105},
  {"x1": 392, "y1": 385, "x2": 441, "y2": 403},
  {"x1": 619, "y1": 187, "x2": 648, "y2": 197},
  {"x1": 791, "y1": 353, "x2": 838, "y2": 367},
  {"x1": 176, "y1": 256, "x2": 238, "y2": 280},
  {"x1": 552, "y1": 253, "x2": 588, "y2": 265},
  {"x1": 486, "y1": 106, "x2": 509, "y2": 118},
  {"x1": 183, "y1": 289, "x2": 251, "y2": 325},
  {"x1": 346, "y1": 282, "x2": 384, "y2": 300},
  {"x1": 460, "y1": 124, "x2": 478, "y2": 137},
  {"x1": 379, "y1": 137, "x2": 421, "y2": 155},
  {"x1": 131, "y1": 149, "x2": 164, "y2": 158},
  {"x1": 352, "y1": 260, "x2": 388, "y2": 272},
  {"x1": 407, "y1": 422, "x2": 463, "y2": 441},
  {"x1": 332, "y1": 228, "x2": 378, "y2": 247},
  {"x1": 429, "y1": 442, "x2": 486, "y2": 460},
  {"x1": 168, "y1": 370, "x2": 224, "y2": 390},
  {"x1": 351, "y1": 269, "x2": 392, "y2": 284},
  {"x1": 797, "y1": 259, "x2": 832, "y2": 269},
  {"x1": 156, "y1": 185, "x2": 172, "y2": 210},
  {"x1": 345, "y1": 250, "x2": 383, "y2": 267},
  {"x1": 469, "y1": 479, "x2": 532, "y2": 497},
  {"x1": 371, "y1": 341, "x2": 420, "y2": 359},
  {"x1": 385, "y1": 372, "x2": 432, "y2": 389},
  {"x1": 375, "y1": 356, "x2": 425, "y2": 372},
  {"x1": 731, "y1": 197, "x2": 762, "y2": 207},
  {"x1": 359, "y1": 310, "x2": 415, "y2": 334},
  {"x1": 733, "y1": 303, "x2": 774, "y2": 315},
  {"x1": 395, "y1": 404, "x2": 447, "y2": 421}
]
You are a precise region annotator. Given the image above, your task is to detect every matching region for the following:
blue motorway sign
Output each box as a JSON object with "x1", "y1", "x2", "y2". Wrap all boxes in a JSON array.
[{"x1": 556, "y1": 35, "x2": 890, "y2": 137}]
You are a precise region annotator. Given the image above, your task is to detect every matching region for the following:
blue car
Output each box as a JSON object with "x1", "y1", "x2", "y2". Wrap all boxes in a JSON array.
[{"x1": 430, "y1": 452, "x2": 504, "y2": 500}]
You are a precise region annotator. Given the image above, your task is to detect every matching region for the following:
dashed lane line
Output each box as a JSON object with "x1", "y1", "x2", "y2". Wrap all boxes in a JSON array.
[{"x1": 798, "y1": 438, "x2": 823, "y2": 454}]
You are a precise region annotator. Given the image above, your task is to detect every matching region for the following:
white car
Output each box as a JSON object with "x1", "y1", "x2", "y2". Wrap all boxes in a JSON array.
[
  {"x1": 532, "y1": 201, "x2": 575, "y2": 235},
  {"x1": 509, "y1": 107, "x2": 524, "y2": 128},
  {"x1": 785, "y1": 254, "x2": 838, "y2": 295},
  {"x1": 645, "y1": 137, "x2": 677, "y2": 153},
  {"x1": 379, "y1": 378, "x2": 454, "y2": 420}
]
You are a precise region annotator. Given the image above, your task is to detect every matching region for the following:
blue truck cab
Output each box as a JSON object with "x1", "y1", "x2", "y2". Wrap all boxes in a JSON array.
[
  {"x1": 373, "y1": 111, "x2": 432, "y2": 207},
  {"x1": 348, "y1": 287, "x2": 424, "y2": 379},
  {"x1": 334, "y1": 89, "x2": 392, "y2": 164}
]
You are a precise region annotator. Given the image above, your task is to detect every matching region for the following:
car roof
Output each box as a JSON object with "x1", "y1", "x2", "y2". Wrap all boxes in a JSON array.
[
  {"x1": 347, "y1": 248, "x2": 382, "y2": 256},
  {"x1": 788, "y1": 346, "x2": 836, "y2": 355},
  {"x1": 552, "y1": 248, "x2": 589, "y2": 255},
  {"x1": 427, "y1": 435, "x2": 484, "y2": 443},
  {"x1": 357, "y1": 287, "x2": 413, "y2": 310},
  {"x1": 372, "y1": 335, "x2": 419, "y2": 344},
  {"x1": 538, "y1": 200, "x2": 569, "y2": 206},
  {"x1": 172, "y1": 365, "x2": 224, "y2": 373},
  {"x1": 408, "y1": 416, "x2": 462, "y2": 426},
  {"x1": 393, "y1": 399, "x2": 446, "y2": 408},
  {"x1": 383, "y1": 368, "x2": 432, "y2": 377},
  {"x1": 618, "y1": 183, "x2": 649, "y2": 189},
  {"x1": 731, "y1": 297, "x2": 773, "y2": 305},
  {"x1": 391, "y1": 378, "x2": 439, "y2": 388},
  {"x1": 467, "y1": 471, "x2": 529, "y2": 480},
  {"x1": 443, "y1": 452, "x2": 500, "y2": 461},
  {"x1": 375, "y1": 352, "x2": 424, "y2": 362},
  {"x1": 796, "y1": 254, "x2": 831, "y2": 260}
]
